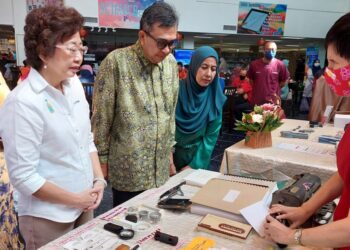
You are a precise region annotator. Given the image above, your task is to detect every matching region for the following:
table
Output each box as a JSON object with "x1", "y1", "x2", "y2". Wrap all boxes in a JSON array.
[
  {"x1": 220, "y1": 119, "x2": 341, "y2": 183},
  {"x1": 40, "y1": 169, "x2": 325, "y2": 250}
]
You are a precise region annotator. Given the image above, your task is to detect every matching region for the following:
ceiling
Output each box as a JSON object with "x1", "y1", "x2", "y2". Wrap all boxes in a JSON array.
[
  {"x1": 189, "y1": 32, "x2": 325, "y2": 53},
  {"x1": 85, "y1": 27, "x2": 325, "y2": 53}
]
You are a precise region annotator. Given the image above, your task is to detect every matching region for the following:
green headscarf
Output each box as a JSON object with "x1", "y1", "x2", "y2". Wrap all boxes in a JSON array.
[{"x1": 175, "y1": 46, "x2": 227, "y2": 134}]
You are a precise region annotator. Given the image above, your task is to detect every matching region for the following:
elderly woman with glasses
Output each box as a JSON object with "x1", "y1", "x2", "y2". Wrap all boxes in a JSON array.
[{"x1": 0, "y1": 6, "x2": 104, "y2": 249}]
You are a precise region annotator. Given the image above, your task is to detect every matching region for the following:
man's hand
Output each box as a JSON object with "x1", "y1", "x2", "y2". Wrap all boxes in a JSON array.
[
  {"x1": 100, "y1": 163, "x2": 108, "y2": 180},
  {"x1": 169, "y1": 162, "x2": 177, "y2": 176},
  {"x1": 180, "y1": 165, "x2": 192, "y2": 172}
]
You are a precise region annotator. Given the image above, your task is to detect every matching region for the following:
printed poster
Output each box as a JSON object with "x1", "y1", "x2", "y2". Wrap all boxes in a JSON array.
[
  {"x1": 26, "y1": 0, "x2": 63, "y2": 13},
  {"x1": 238, "y1": 2, "x2": 287, "y2": 36},
  {"x1": 99, "y1": 0, "x2": 163, "y2": 29},
  {"x1": 306, "y1": 47, "x2": 319, "y2": 67}
]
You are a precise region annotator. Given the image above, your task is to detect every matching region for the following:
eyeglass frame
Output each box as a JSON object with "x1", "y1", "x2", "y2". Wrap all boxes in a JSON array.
[
  {"x1": 55, "y1": 43, "x2": 88, "y2": 56},
  {"x1": 143, "y1": 30, "x2": 178, "y2": 50}
]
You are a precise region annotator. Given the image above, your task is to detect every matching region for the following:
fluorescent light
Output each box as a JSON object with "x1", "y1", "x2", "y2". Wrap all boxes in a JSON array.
[
  {"x1": 204, "y1": 33, "x2": 230, "y2": 36},
  {"x1": 285, "y1": 44, "x2": 300, "y2": 47},
  {"x1": 265, "y1": 39, "x2": 282, "y2": 42},
  {"x1": 194, "y1": 36, "x2": 213, "y2": 39},
  {"x1": 283, "y1": 36, "x2": 305, "y2": 40}
]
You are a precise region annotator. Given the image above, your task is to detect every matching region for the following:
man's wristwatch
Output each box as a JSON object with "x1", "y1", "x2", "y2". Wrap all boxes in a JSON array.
[
  {"x1": 294, "y1": 228, "x2": 303, "y2": 245},
  {"x1": 93, "y1": 177, "x2": 107, "y2": 188}
]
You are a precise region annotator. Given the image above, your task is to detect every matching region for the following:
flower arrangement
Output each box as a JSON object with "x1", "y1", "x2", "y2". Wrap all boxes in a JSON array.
[{"x1": 235, "y1": 103, "x2": 284, "y2": 133}]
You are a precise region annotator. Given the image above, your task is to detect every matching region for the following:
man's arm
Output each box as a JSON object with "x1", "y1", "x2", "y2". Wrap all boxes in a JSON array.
[
  {"x1": 91, "y1": 54, "x2": 118, "y2": 177},
  {"x1": 169, "y1": 61, "x2": 179, "y2": 175}
]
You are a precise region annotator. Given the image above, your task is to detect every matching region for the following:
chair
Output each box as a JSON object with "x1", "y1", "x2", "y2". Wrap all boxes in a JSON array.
[{"x1": 221, "y1": 87, "x2": 236, "y2": 133}]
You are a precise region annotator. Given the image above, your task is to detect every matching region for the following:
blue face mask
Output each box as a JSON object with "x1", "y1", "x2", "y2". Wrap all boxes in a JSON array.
[{"x1": 265, "y1": 50, "x2": 276, "y2": 60}]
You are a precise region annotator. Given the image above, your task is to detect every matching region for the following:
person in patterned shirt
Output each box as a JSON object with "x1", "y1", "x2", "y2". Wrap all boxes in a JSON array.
[
  {"x1": 0, "y1": 72, "x2": 23, "y2": 249},
  {"x1": 92, "y1": 2, "x2": 179, "y2": 207}
]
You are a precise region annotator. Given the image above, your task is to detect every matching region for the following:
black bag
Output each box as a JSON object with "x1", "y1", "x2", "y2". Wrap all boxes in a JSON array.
[{"x1": 271, "y1": 173, "x2": 321, "y2": 208}]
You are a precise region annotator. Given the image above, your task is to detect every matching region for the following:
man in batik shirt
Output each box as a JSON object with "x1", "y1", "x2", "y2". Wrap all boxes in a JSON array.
[{"x1": 92, "y1": 2, "x2": 179, "y2": 207}]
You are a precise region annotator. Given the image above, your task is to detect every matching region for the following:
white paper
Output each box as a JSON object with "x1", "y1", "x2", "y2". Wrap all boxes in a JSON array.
[
  {"x1": 222, "y1": 190, "x2": 240, "y2": 202},
  {"x1": 183, "y1": 169, "x2": 221, "y2": 187},
  {"x1": 62, "y1": 227, "x2": 123, "y2": 250},
  {"x1": 276, "y1": 142, "x2": 335, "y2": 156},
  {"x1": 240, "y1": 201, "x2": 269, "y2": 237}
]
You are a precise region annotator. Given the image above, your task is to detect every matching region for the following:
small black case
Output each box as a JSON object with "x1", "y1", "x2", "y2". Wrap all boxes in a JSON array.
[
  {"x1": 157, "y1": 198, "x2": 192, "y2": 210},
  {"x1": 103, "y1": 223, "x2": 123, "y2": 235}
]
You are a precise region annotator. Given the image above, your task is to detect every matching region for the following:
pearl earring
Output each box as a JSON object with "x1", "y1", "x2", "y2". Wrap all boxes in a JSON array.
[{"x1": 44, "y1": 65, "x2": 47, "y2": 69}]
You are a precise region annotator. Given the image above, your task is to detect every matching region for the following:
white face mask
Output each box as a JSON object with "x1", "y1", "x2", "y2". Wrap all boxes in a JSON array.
[{"x1": 314, "y1": 63, "x2": 320, "y2": 67}]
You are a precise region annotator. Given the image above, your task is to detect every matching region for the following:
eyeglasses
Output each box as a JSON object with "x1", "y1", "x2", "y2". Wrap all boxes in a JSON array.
[
  {"x1": 143, "y1": 30, "x2": 178, "y2": 50},
  {"x1": 56, "y1": 44, "x2": 88, "y2": 56}
]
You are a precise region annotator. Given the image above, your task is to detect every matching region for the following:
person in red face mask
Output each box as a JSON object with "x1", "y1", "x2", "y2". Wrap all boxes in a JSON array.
[{"x1": 264, "y1": 12, "x2": 350, "y2": 249}]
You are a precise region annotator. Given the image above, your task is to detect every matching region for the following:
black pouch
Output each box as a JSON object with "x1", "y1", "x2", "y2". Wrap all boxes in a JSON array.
[{"x1": 157, "y1": 198, "x2": 192, "y2": 210}]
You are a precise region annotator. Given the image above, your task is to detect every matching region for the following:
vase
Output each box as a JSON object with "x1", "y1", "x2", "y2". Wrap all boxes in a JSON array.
[{"x1": 245, "y1": 131, "x2": 272, "y2": 148}]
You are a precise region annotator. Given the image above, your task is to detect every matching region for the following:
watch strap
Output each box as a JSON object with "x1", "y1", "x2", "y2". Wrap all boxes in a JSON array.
[
  {"x1": 93, "y1": 177, "x2": 107, "y2": 188},
  {"x1": 294, "y1": 228, "x2": 303, "y2": 245}
]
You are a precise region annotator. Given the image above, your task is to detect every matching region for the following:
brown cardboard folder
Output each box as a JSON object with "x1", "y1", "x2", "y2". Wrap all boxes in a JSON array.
[{"x1": 190, "y1": 178, "x2": 269, "y2": 215}]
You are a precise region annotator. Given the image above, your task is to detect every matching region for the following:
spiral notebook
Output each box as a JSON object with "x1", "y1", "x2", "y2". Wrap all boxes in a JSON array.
[{"x1": 190, "y1": 178, "x2": 273, "y2": 215}]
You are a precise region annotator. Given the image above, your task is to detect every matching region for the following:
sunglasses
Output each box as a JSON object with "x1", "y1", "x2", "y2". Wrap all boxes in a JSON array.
[{"x1": 143, "y1": 30, "x2": 178, "y2": 50}]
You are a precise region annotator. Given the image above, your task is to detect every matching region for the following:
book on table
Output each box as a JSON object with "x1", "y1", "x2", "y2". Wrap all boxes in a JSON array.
[{"x1": 190, "y1": 176, "x2": 276, "y2": 220}]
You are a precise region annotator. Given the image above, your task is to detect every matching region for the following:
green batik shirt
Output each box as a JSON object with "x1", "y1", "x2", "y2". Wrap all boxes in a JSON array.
[{"x1": 92, "y1": 41, "x2": 179, "y2": 192}]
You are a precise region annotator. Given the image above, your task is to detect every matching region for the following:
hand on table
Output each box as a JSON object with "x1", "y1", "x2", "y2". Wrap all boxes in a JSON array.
[
  {"x1": 264, "y1": 214, "x2": 294, "y2": 244},
  {"x1": 269, "y1": 204, "x2": 311, "y2": 229}
]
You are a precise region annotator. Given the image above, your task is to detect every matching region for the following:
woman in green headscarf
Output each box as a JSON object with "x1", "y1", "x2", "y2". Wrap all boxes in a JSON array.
[{"x1": 174, "y1": 46, "x2": 226, "y2": 172}]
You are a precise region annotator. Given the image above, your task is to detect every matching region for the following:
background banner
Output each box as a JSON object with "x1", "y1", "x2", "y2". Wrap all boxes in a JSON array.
[
  {"x1": 26, "y1": 0, "x2": 63, "y2": 13},
  {"x1": 237, "y1": 2, "x2": 287, "y2": 36},
  {"x1": 99, "y1": 0, "x2": 163, "y2": 29}
]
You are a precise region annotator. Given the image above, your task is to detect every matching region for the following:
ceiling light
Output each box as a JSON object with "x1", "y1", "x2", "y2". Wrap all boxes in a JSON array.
[
  {"x1": 194, "y1": 36, "x2": 213, "y2": 39},
  {"x1": 204, "y1": 33, "x2": 230, "y2": 36},
  {"x1": 265, "y1": 39, "x2": 282, "y2": 42},
  {"x1": 112, "y1": 28, "x2": 116, "y2": 32},
  {"x1": 98, "y1": 27, "x2": 101, "y2": 32},
  {"x1": 90, "y1": 27, "x2": 94, "y2": 32},
  {"x1": 283, "y1": 36, "x2": 305, "y2": 40},
  {"x1": 105, "y1": 27, "x2": 108, "y2": 33}
]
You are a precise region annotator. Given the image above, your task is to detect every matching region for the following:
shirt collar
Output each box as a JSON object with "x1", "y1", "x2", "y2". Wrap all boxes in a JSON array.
[{"x1": 28, "y1": 68, "x2": 72, "y2": 93}]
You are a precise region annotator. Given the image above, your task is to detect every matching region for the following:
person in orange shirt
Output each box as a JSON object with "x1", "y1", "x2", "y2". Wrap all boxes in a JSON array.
[
  {"x1": 231, "y1": 67, "x2": 253, "y2": 122},
  {"x1": 177, "y1": 61, "x2": 188, "y2": 80},
  {"x1": 231, "y1": 67, "x2": 252, "y2": 103},
  {"x1": 19, "y1": 60, "x2": 31, "y2": 82}
]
